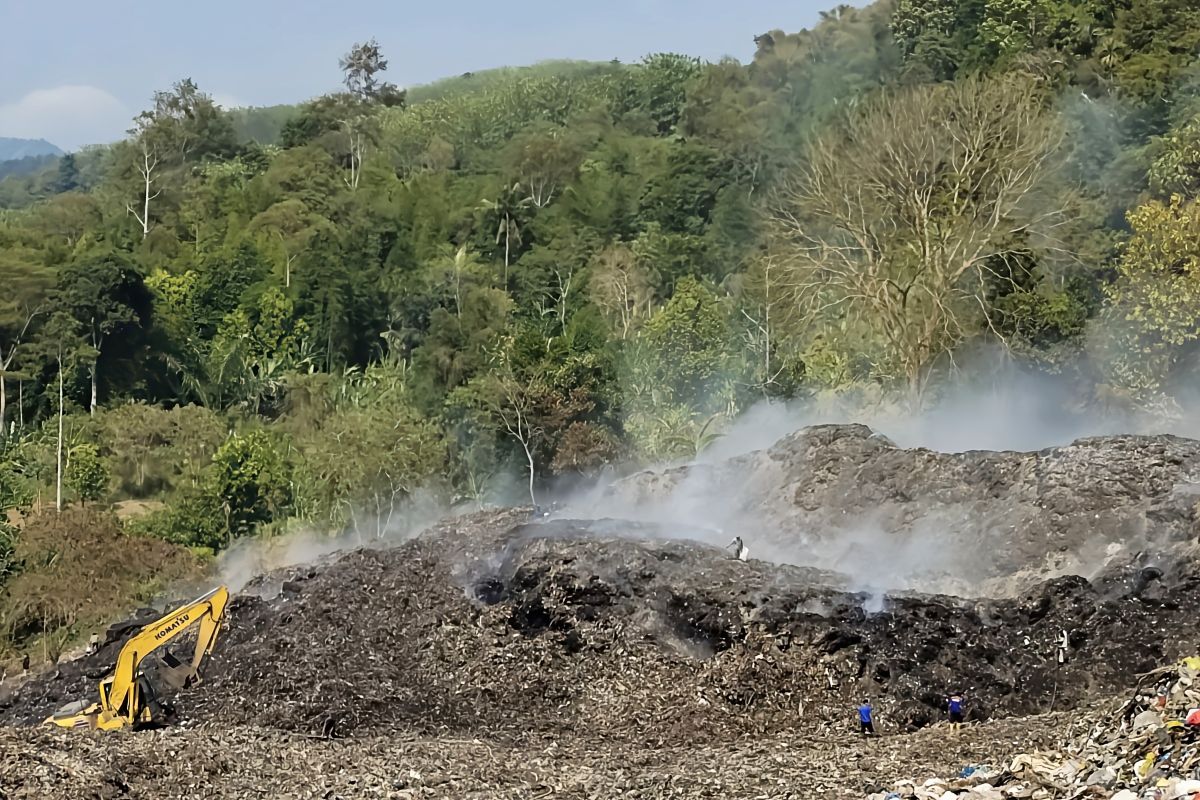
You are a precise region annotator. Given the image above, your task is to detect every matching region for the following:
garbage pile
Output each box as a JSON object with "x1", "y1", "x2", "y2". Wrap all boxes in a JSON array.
[
  {"x1": 866, "y1": 658, "x2": 1200, "y2": 800},
  {"x1": 164, "y1": 521, "x2": 1200, "y2": 739},
  {"x1": 6, "y1": 509, "x2": 1200, "y2": 745}
]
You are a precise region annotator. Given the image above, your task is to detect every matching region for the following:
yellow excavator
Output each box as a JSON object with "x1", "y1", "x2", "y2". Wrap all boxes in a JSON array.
[{"x1": 44, "y1": 585, "x2": 229, "y2": 731}]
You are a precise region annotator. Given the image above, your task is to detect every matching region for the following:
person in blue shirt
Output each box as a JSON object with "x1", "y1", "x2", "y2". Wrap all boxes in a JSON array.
[
  {"x1": 857, "y1": 699, "x2": 875, "y2": 735},
  {"x1": 947, "y1": 692, "x2": 965, "y2": 728}
]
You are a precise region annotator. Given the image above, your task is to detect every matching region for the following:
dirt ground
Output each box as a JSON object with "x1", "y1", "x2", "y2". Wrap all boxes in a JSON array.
[{"x1": 0, "y1": 712, "x2": 1087, "y2": 799}]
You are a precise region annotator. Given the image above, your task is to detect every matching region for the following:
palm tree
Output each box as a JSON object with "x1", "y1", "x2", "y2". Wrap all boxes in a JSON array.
[
  {"x1": 1094, "y1": 32, "x2": 1118, "y2": 82},
  {"x1": 479, "y1": 183, "x2": 533, "y2": 284}
]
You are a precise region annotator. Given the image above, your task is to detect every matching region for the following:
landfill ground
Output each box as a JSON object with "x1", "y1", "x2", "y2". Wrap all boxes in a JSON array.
[
  {"x1": 4, "y1": 424, "x2": 1200, "y2": 799},
  {"x1": 0, "y1": 713, "x2": 1086, "y2": 799}
]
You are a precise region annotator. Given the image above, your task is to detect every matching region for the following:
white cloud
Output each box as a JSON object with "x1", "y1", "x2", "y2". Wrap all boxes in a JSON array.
[{"x1": 0, "y1": 85, "x2": 130, "y2": 151}]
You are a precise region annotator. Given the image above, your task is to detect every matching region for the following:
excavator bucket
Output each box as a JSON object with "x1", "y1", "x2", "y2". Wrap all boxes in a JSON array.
[
  {"x1": 44, "y1": 699, "x2": 99, "y2": 730},
  {"x1": 155, "y1": 648, "x2": 193, "y2": 691}
]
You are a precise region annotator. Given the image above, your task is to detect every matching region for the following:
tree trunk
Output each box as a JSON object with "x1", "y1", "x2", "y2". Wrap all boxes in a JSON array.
[
  {"x1": 908, "y1": 360, "x2": 928, "y2": 413},
  {"x1": 383, "y1": 485, "x2": 401, "y2": 539},
  {"x1": 763, "y1": 262, "x2": 772, "y2": 392},
  {"x1": 0, "y1": 343, "x2": 13, "y2": 434},
  {"x1": 502, "y1": 216, "x2": 512, "y2": 286},
  {"x1": 56, "y1": 361, "x2": 64, "y2": 513},
  {"x1": 522, "y1": 439, "x2": 536, "y2": 506},
  {"x1": 89, "y1": 326, "x2": 100, "y2": 415},
  {"x1": 142, "y1": 158, "x2": 152, "y2": 238}
]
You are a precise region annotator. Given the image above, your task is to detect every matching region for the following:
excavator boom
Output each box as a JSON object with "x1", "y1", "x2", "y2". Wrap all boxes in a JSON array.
[{"x1": 45, "y1": 585, "x2": 229, "y2": 731}]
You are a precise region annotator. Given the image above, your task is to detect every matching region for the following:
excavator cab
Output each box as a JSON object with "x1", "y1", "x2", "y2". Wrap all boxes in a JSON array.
[{"x1": 44, "y1": 585, "x2": 229, "y2": 732}]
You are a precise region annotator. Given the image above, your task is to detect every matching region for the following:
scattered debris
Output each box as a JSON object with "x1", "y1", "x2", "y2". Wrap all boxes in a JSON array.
[
  {"x1": 0, "y1": 711, "x2": 1080, "y2": 799},
  {"x1": 867, "y1": 658, "x2": 1200, "y2": 799}
]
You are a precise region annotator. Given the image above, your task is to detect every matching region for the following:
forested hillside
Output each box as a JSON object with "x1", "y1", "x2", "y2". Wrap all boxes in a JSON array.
[{"x1": 1, "y1": 0, "x2": 1199, "y2": 658}]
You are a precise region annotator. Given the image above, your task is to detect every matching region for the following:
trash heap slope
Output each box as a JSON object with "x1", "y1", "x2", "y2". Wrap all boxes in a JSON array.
[
  {"x1": 603, "y1": 424, "x2": 1200, "y2": 597},
  {"x1": 21, "y1": 514, "x2": 1186, "y2": 741}
]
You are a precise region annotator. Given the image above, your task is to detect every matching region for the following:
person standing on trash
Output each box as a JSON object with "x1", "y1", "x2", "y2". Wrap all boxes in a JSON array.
[
  {"x1": 947, "y1": 692, "x2": 965, "y2": 729},
  {"x1": 728, "y1": 536, "x2": 748, "y2": 561},
  {"x1": 858, "y1": 699, "x2": 875, "y2": 736}
]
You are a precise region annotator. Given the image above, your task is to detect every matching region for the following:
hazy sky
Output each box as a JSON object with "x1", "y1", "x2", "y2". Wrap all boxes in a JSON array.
[{"x1": 0, "y1": 0, "x2": 840, "y2": 151}]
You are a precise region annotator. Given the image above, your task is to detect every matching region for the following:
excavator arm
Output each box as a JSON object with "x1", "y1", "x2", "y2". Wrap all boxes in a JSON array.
[{"x1": 45, "y1": 585, "x2": 229, "y2": 731}]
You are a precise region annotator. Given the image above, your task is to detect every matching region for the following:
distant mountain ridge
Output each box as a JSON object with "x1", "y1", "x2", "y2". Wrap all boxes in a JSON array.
[{"x1": 0, "y1": 137, "x2": 63, "y2": 162}]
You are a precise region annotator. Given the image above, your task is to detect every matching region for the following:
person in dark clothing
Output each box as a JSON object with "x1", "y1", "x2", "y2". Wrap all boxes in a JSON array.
[
  {"x1": 947, "y1": 693, "x2": 965, "y2": 728},
  {"x1": 858, "y1": 699, "x2": 875, "y2": 735}
]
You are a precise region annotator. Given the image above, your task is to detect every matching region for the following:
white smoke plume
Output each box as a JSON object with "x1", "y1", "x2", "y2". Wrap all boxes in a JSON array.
[
  {"x1": 212, "y1": 352, "x2": 1192, "y2": 607},
  {"x1": 553, "y1": 352, "x2": 1198, "y2": 603},
  {"x1": 216, "y1": 487, "x2": 453, "y2": 595}
]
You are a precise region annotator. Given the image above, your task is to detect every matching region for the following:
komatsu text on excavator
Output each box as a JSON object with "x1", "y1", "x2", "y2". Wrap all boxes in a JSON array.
[{"x1": 44, "y1": 585, "x2": 229, "y2": 731}]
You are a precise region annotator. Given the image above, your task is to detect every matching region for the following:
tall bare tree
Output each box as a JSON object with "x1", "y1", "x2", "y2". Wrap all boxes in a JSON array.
[
  {"x1": 474, "y1": 347, "x2": 545, "y2": 506},
  {"x1": 56, "y1": 353, "x2": 64, "y2": 513},
  {"x1": 341, "y1": 120, "x2": 369, "y2": 190},
  {"x1": 769, "y1": 76, "x2": 1062, "y2": 406},
  {"x1": 735, "y1": 255, "x2": 796, "y2": 395},
  {"x1": 124, "y1": 136, "x2": 161, "y2": 240},
  {"x1": 588, "y1": 245, "x2": 656, "y2": 339},
  {"x1": 123, "y1": 78, "x2": 235, "y2": 238},
  {"x1": 0, "y1": 309, "x2": 38, "y2": 434}
]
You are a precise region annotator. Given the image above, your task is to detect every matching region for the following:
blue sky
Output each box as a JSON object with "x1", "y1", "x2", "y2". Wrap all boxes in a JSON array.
[{"x1": 0, "y1": 0, "x2": 841, "y2": 150}]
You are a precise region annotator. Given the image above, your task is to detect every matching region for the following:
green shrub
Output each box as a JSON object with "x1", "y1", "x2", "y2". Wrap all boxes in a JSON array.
[
  {"x1": 66, "y1": 443, "x2": 110, "y2": 504},
  {"x1": 126, "y1": 488, "x2": 226, "y2": 551}
]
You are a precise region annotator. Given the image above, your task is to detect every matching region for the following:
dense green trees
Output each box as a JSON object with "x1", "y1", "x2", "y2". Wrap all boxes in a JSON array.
[
  {"x1": 1099, "y1": 196, "x2": 1200, "y2": 392},
  {"x1": 0, "y1": 3, "x2": 1198, "y2": 559}
]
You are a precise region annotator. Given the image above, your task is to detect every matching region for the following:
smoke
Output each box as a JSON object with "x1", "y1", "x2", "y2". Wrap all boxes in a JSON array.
[
  {"x1": 205, "y1": 342, "x2": 1197, "y2": 609},
  {"x1": 550, "y1": 344, "x2": 1200, "y2": 605},
  {"x1": 216, "y1": 487, "x2": 454, "y2": 596},
  {"x1": 698, "y1": 354, "x2": 1198, "y2": 461}
]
